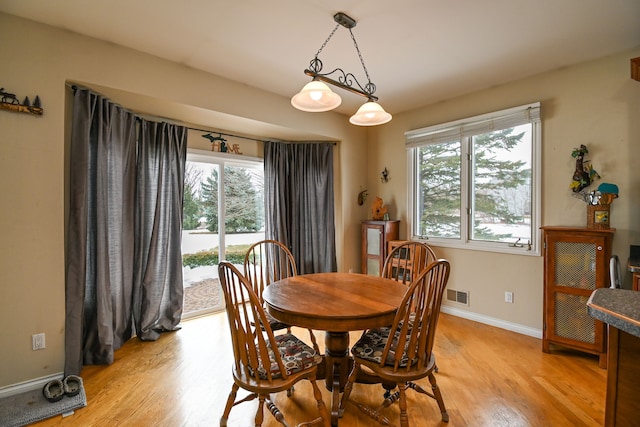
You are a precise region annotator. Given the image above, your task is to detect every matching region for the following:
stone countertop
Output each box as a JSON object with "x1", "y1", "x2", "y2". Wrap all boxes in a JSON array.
[{"x1": 587, "y1": 288, "x2": 640, "y2": 338}]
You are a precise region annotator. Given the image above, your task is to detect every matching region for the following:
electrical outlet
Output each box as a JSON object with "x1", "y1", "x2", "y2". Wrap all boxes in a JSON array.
[
  {"x1": 505, "y1": 291, "x2": 514, "y2": 303},
  {"x1": 32, "y1": 333, "x2": 46, "y2": 350}
]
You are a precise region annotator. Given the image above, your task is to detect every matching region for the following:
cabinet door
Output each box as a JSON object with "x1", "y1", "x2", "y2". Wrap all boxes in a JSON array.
[
  {"x1": 363, "y1": 225, "x2": 384, "y2": 276},
  {"x1": 545, "y1": 233, "x2": 607, "y2": 352},
  {"x1": 362, "y1": 221, "x2": 399, "y2": 276}
]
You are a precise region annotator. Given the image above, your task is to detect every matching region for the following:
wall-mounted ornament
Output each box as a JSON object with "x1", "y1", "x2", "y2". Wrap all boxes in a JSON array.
[
  {"x1": 380, "y1": 167, "x2": 389, "y2": 183},
  {"x1": 570, "y1": 144, "x2": 599, "y2": 194},
  {"x1": 357, "y1": 189, "x2": 368, "y2": 206},
  {"x1": 202, "y1": 133, "x2": 242, "y2": 154},
  {"x1": 0, "y1": 86, "x2": 43, "y2": 116}
]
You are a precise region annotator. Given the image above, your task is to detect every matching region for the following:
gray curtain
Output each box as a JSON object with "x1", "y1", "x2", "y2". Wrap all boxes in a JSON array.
[
  {"x1": 264, "y1": 141, "x2": 337, "y2": 273},
  {"x1": 65, "y1": 88, "x2": 186, "y2": 375},
  {"x1": 134, "y1": 120, "x2": 187, "y2": 340}
]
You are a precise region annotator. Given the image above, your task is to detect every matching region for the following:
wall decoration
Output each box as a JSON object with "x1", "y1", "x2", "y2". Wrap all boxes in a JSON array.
[
  {"x1": 568, "y1": 145, "x2": 619, "y2": 229},
  {"x1": 380, "y1": 167, "x2": 389, "y2": 183},
  {"x1": 202, "y1": 133, "x2": 242, "y2": 154},
  {"x1": 357, "y1": 189, "x2": 368, "y2": 206},
  {"x1": 569, "y1": 144, "x2": 599, "y2": 193},
  {"x1": 0, "y1": 86, "x2": 43, "y2": 116}
]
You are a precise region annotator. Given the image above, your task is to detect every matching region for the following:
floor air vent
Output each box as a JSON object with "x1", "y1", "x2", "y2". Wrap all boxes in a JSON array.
[{"x1": 446, "y1": 289, "x2": 469, "y2": 306}]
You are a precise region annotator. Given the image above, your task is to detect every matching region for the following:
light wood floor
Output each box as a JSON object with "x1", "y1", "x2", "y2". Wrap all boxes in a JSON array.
[{"x1": 33, "y1": 312, "x2": 606, "y2": 426}]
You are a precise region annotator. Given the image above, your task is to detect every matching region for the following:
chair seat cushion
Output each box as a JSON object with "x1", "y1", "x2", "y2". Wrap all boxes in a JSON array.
[
  {"x1": 351, "y1": 327, "x2": 410, "y2": 367},
  {"x1": 256, "y1": 333, "x2": 322, "y2": 380}
]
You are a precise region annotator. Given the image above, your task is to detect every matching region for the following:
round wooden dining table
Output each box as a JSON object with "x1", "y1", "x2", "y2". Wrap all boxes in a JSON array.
[{"x1": 262, "y1": 272, "x2": 407, "y2": 426}]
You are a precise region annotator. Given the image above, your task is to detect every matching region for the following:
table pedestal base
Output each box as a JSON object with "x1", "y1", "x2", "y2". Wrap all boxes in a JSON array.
[
  {"x1": 324, "y1": 332, "x2": 349, "y2": 426},
  {"x1": 321, "y1": 331, "x2": 395, "y2": 426}
]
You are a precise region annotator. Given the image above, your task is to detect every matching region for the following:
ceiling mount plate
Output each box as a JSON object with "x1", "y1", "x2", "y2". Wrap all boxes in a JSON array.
[{"x1": 334, "y1": 12, "x2": 356, "y2": 29}]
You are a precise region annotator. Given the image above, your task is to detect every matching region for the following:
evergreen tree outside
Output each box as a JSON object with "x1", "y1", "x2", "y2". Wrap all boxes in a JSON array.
[
  {"x1": 200, "y1": 166, "x2": 263, "y2": 233},
  {"x1": 417, "y1": 141, "x2": 462, "y2": 238},
  {"x1": 183, "y1": 163, "x2": 203, "y2": 230},
  {"x1": 418, "y1": 125, "x2": 531, "y2": 242},
  {"x1": 471, "y1": 128, "x2": 528, "y2": 241},
  {"x1": 200, "y1": 169, "x2": 219, "y2": 232},
  {"x1": 183, "y1": 184, "x2": 201, "y2": 230}
]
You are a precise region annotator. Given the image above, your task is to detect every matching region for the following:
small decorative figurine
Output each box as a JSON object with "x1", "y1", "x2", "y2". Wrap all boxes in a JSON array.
[{"x1": 371, "y1": 196, "x2": 388, "y2": 220}]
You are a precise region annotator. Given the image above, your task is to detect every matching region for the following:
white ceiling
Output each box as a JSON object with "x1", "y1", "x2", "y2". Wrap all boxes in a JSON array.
[{"x1": 2, "y1": 0, "x2": 640, "y2": 118}]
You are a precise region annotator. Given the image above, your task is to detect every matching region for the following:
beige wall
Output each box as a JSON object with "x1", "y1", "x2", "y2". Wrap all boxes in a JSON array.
[
  {"x1": 1, "y1": 10, "x2": 639, "y2": 389},
  {"x1": 369, "y1": 48, "x2": 640, "y2": 332},
  {"x1": 0, "y1": 13, "x2": 368, "y2": 388}
]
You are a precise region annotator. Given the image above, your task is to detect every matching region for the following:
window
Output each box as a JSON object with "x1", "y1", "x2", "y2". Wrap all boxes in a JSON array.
[
  {"x1": 406, "y1": 103, "x2": 541, "y2": 255},
  {"x1": 182, "y1": 149, "x2": 265, "y2": 318}
]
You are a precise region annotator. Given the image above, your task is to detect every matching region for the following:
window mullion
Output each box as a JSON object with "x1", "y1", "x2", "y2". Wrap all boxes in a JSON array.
[{"x1": 460, "y1": 137, "x2": 471, "y2": 243}]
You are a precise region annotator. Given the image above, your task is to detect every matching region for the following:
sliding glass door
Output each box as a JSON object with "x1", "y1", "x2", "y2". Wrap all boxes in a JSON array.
[{"x1": 182, "y1": 150, "x2": 264, "y2": 318}]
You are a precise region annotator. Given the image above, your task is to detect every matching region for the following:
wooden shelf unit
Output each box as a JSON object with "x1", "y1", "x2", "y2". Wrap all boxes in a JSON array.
[{"x1": 541, "y1": 226, "x2": 615, "y2": 368}]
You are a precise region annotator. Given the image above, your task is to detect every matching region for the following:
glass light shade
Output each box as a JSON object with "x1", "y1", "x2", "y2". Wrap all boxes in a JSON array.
[
  {"x1": 349, "y1": 101, "x2": 392, "y2": 126},
  {"x1": 291, "y1": 81, "x2": 342, "y2": 112}
]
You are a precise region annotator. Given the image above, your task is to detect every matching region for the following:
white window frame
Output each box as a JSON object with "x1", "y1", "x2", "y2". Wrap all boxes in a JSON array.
[
  {"x1": 405, "y1": 102, "x2": 541, "y2": 256},
  {"x1": 187, "y1": 148, "x2": 264, "y2": 260}
]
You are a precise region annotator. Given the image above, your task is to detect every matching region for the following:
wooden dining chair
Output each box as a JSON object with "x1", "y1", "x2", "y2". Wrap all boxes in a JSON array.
[
  {"x1": 382, "y1": 241, "x2": 437, "y2": 285},
  {"x1": 244, "y1": 239, "x2": 319, "y2": 353},
  {"x1": 218, "y1": 261, "x2": 330, "y2": 427},
  {"x1": 339, "y1": 259, "x2": 451, "y2": 426},
  {"x1": 381, "y1": 240, "x2": 440, "y2": 379}
]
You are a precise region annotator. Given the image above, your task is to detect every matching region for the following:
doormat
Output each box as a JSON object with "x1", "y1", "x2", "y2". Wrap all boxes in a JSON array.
[{"x1": 0, "y1": 382, "x2": 86, "y2": 427}]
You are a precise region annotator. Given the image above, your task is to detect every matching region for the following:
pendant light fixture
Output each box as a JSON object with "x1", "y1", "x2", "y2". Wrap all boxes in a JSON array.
[{"x1": 291, "y1": 12, "x2": 392, "y2": 126}]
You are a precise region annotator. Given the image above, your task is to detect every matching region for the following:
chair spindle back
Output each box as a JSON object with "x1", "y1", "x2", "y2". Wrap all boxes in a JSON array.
[
  {"x1": 381, "y1": 259, "x2": 450, "y2": 372},
  {"x1": 244, "y1": 240, "x2": 297, "y2": 303},
  {"x1": 382, "y1": 241, "x2": 438, "y2": 285},
  {"x1": 218, "y1": 261, "x2": 289, "y2": 383}
]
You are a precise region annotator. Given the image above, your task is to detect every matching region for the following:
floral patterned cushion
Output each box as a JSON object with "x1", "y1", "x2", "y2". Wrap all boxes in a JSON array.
[
  {"x1": 351, "y1": 327, "x2": 411, "y2": 367},
  {"x1": 255, "y1": 333, "x2": 322, "y2": 380}
]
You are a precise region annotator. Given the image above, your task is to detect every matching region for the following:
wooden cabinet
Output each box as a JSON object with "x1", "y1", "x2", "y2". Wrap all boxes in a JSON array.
[
  {"x1": 605, "y1": 327, "x2": 640, "y2": 426},
  {"x1": 542, "y1": 226, "x2": 615, "y2": 368},
  {"x1": 361, "y1": 220, "x2": 399, "y2": 276},
  {"x1": 587, "y1": 289, "x2": 640, "y2": 426}
]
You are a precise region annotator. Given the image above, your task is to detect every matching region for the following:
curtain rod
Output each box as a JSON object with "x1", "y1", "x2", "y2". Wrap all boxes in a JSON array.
[{"x1": 68, "y1": 84, "x2": 336, "y2": 145}]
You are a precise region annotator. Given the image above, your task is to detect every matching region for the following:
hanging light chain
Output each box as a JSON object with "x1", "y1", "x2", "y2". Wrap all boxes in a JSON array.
[
  {"x1": 314, "y1": 23, "x2": 340, "y2": 59},
  {"x1": 349, "y1": 28, "x2": 372, "y2": 84},
  {"x1": 302, "y1": 13, "x2": 379, "y2": 100}
]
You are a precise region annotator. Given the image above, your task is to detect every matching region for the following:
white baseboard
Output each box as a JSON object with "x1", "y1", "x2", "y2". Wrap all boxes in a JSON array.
[
  {"x1": 0, "y1": 372, "x2": 64, "y2": 399},
  {"x1": 441, "y1": 306, "x2": 542, "y2": 339}
]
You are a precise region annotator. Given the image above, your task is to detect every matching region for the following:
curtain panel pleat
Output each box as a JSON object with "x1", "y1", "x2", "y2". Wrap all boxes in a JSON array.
[
  {"x1": 65, "y1": 88, "x2": 187, "y2": 375},
  {"x1": 264, "y1": 141, "x2": 337, "y2": 274},
  {"x1": 65, "y1": 89, "x2": 137, "y2": 374},
  {"x1": 134, "y1": 120, "x2": 187, "y2": 340}
]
